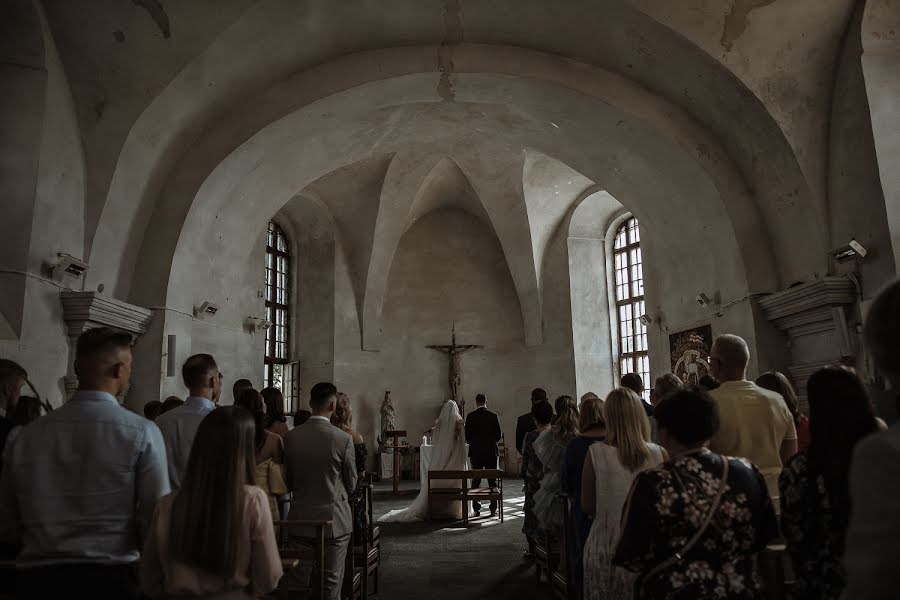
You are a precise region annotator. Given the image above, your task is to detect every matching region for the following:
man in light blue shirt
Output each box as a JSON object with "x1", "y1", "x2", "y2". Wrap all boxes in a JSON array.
[
  {"x1": 0, "y1": 327, "x2": 169, "y2": 598},
  {"x1": 155, "y1": 353, "x2": 221, "y2": 490}
]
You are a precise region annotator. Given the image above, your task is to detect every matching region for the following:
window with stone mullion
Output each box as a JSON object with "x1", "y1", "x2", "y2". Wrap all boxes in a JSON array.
[
  {"x1": 264, "y1": 222, "x2": 290, "y2": 391},
  {"x1": 614, "y1": 217, "x2": 650, "y2": 400}
]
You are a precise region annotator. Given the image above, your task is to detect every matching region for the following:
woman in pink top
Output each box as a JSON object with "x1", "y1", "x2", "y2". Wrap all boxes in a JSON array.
[{"x1": 141, "y1": 407, "x2": 283, "y2": 599}]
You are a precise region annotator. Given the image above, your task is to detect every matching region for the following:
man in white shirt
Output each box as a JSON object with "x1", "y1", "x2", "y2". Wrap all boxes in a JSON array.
[
  {"x1": 843, "y1": 279, "x2": 900, "y2": 599},
  {"x1": 155, "y1": 354, "x2": 221, "y2": 490},
  {"x1": 707, "y1": 334, "x2": 797, "y2": 499}
]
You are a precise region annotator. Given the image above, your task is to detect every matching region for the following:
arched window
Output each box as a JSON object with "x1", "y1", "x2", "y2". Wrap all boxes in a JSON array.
[
  {"x1": 613, "y1": 216, "x2": 650, "y2": 399},
  {"x1": 264, "y1": 222, "x2": 290, "y2": 390}
]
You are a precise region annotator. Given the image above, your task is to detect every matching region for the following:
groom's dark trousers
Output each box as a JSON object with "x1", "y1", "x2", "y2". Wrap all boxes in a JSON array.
[{"x1": 465, "y1": 405, "x2": 503, "y2": 514}]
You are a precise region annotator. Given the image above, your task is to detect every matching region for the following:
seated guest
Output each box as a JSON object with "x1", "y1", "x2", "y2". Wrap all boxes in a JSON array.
[
  {"x1": 233, "y1": 378, "x2": 253, "y2": 404},
  {"x1": 757, "y1": 370, "x2": 809, "y2": 452},
  {"x1": 144, "y1": 399, "x2": 163, "y2": 420},
  {"x1": 582, "y1": 388, "x2": 665, "y2": 600},
  {"x1": 236, "y1": 388, "x2": 285, "y2": 521},
  {"x1": 533, "y1": 395, "x2": 579, "y2": 535},
  {"x1": 3, "y1": 396, "x2": 42, "y2": 456},
  {"x1": 622, "y1": 373, "x2": 653, "y2": 416},
  {"x1": 331, "y1": 392, "x2": 368, "y2": 541},
  {"x1": 522, "y1": 399, "x2": 554, "y2": 559},
  {"x1": 0, "y1": 359, "x2": 27, "y2": 458},
  {"x1": 284, "y1": 383, "x2": 357, "y2": 600},
  {"x1": 294, "y1": 408, "x2": 312, "y2": 426},
  {"x1": 708, "y1": 334, "x2": 797, "y2": 500},
  {"x1": 562, "y1": 393, "x2": 606, "y2": 600},
  {"x1": 160, "y1": 395, "x2": 183, "y2": 415},
  {"x1": 141, "y1": 407, "x2": 282, "y2": 598},
  {"x1": 0, "y1": 327, "x2": 169, "y2": 599},
  {"x1": 843, "y1": 279, "x2": 900, "y2": 599},
  {"x1": 614, "y1": 388, "x2": 778, "y2": 599},
  {"x1": 262, "y1": 386, "x2": 290, "y2": 437},
  {"x1": 156, "y1": 355, "x2": 222, "y2": 490},
  {"x1": 780, "y1": 367, "x2": 878, "y2": 600},
  {"x1": 516, "y1": 387, "x2": 548, "y2": 455}
]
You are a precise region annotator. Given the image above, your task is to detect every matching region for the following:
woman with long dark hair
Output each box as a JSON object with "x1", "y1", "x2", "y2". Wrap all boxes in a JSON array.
[
  {"x1": 757, "y1": 371, "x2": 809, "y2": 453},
  {"x1": 533, "y1": 395, "x2": 579, "y2": 535},
  {"x1": 235, "y1": 388, "x2": 285, "y2": 520},
  {"x1": 141, "y1": 407, "x2": 283, "y2": 598},
  {"x1": 261, "y1": 386, "x2": 289, "y2": 438},
  {"x1": 779, "y1": 367, "x2": 879, "y2": 600}
]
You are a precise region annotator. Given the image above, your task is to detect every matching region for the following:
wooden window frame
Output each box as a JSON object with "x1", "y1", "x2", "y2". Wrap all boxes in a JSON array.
[
  {"x1": 613, "y1": 217, "x2": 650, "y2": 400},
  {"x1": 264, "y1": 222, "x2": 290, "y2": 391}
]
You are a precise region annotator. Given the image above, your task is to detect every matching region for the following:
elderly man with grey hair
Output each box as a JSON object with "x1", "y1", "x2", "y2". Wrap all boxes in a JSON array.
[
  {"x1": 652, "y1": 373, "x2": 683, "y2": 406},
  {"x1": 707, "y1": 334, "x2": 797, "y2": 501},
  {"x1": 842, "y1": 279, "x2": 900, "y2": 600}
]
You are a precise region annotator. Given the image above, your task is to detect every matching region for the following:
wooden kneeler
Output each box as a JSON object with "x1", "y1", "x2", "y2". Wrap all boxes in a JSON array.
[{"x1": 426, "y1": 469, "x2": 504, "y2": 525}]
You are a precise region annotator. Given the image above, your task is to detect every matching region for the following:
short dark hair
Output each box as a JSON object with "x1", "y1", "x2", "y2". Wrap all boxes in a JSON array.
[
  {"x1": 144, "y1": 400, "x2": 162, "y2": 420},
  {"x1": 531, "y1": 399, "x2": 554, "y2": 426},
  {"x1": 76, "y1": 328, "x2": 133, "y2": 361},
  {"x1": 0, "y1": 359, "x2": 27, "y2": 382},
  {"x1": 182, "y1": 354, "x2": 218, "y2": 389},
  {"x1": 161, "y1": 396, "x2": 184, "y2": 414},
  {"x1": 294, "y1": 409, "x2": 312, "y2": 425},
  {"x1": 654, "y1": 388, "x2": 720, "y2": 446},
  {"x1": 476, "y1": 393, "x2": 486, "y2": 404},
  {"x1": 621, "y1": 373, "x2": 644, "y2": 394},
  {"x1": 698, "y1": 375, "x2": 720, "y2": 391},
  {"x1": 530, "y1": 388, "x2": 547, "y2": 403},
  {"x1": 233, "y1": 378, "x2": 253, "y2": 398},
  {"x1": 310, "y1": 382, "x2": 338, "y2": 411}
]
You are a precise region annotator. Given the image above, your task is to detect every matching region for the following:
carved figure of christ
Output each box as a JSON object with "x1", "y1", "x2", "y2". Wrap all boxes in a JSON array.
[{"x1": 426, "y1": 329, "x2": 483, "y2": 413}]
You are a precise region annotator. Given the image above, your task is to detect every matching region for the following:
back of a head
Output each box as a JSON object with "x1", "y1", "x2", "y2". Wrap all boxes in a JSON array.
[
  {"x1": 578, "y1": 394, "x2": 605, "y2": 431},
  {"x1": 654, "y1": 373, "x2": 683, "y2": 403},
  {"x1": 12, "y1": 396, "x2": 42, "y2": 427},
  {"x1": 654, "y1": 388, "x2": 720, "y2": 448},
  {"x1": 604, "y1": 387, "x2": 651, "y2": 471},
  {"x1": 232, "y1": 378, "x2": 253, "y2": 402},
  {"x1": 144, "y1": 400, "x2": 163, "y2": 420},
  {"x1": 0, "y1": 359, "x2": 27, "y2": 396},
  {"x1": 807, "y1": 367, "x2": 878, "y2": 465},
  {"x1": 182, "y1": 354, "x2": 218, "y2": 392},
  {"x1": 712, "y1": 334, "x2": 750, "y2": 374},
  {"x1": 866, "y1": 279, "x2": 900, "y2": 389},
  {"x1": 331, "y1": 392, "x2": 352, "y2": 428},
  {"x1": 170, "y1": 406, "x2": 256, "y2": 578},
  {"x1": 261, "y1": 387, "x2": 286, "y2": 423},
  {"x1": 310, "y1": 382, "x2": 338, "y2": 413},
  {"x1": 531, "y1": 400, "x2": 554, "y2": 426},
  {"x1": 553, "y1": 395, "x2": 579, "y2": 441},
  {"x1": 235, "y1": 388, "x2": 265, "y2": 448},
  {"x1": 476, "y1": 393, "x2": 486, "y2": 406},
  {"x1": 698, "y1": 375, "x2": 720, "y2": 392},
  {"x1": 74, "y1": 327, "x2": 134, "y2": 390},
  {"x1": 530, "y1": 388, "x2": 548, "y2": 404},
  {"x1": 294, "y1": 409, "x2": 312, "y2": 425},
  {"x1": 160, "y1": 396, "x2": 184, "y2": 414},
  {"x1": 620, "y1": 373, "x2": 644, "y2": 396},
  {"x1": 755, "y1": 371, "x2": 800, "y2": 420}
]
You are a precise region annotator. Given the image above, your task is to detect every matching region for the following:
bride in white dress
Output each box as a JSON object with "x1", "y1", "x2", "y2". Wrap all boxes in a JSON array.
[{"x1": 378, "y1": 400, "x2": 469, "y2": 522}]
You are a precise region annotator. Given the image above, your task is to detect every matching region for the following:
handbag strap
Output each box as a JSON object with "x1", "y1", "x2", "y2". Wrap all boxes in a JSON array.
[{"x1": 642, "y1": 456, "x2": 730, "y2": 584}]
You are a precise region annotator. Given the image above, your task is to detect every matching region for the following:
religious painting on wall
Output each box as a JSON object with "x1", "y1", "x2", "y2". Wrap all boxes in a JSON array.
[{"x1": 669, "y1": 325, "x2": 713, "y2": 386}]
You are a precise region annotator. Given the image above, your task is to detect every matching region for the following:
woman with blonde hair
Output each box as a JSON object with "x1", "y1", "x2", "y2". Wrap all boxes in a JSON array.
[
  {"x1": 562, "y1": 393, "x2": 607, "y2": 600},
  {"x1": 331, "y1": 392, "x2": 367, "y2": 540},
  {"x1": 533, "y1": 395, "x2": 579, "y2": 535},
  {"x1": 582, "y1": 388, "x2": 665, "y2": 600}
]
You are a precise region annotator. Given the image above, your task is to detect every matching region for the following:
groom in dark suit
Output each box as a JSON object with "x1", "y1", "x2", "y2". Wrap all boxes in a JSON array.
[{"x1": 465, "y1": 393, "x2": 503, "y2": 517}]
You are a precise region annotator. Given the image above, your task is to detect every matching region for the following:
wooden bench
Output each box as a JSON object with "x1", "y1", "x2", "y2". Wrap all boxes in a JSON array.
[
  {"x1": 272, "y1": 519, "x2": 331, "y2": 600},
  {"x1": 427, "y1": 469, "x2": 504, "y2": 525}
]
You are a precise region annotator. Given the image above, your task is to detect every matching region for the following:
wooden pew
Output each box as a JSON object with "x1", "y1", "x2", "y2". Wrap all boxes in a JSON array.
[
  {"x1": 272, "y1": 519, "x2": 331, "y2": 600},
  {"x1": 426, "y1": 469, "x2": 504, "y2": 525},
  {"x1": 551, "y1": 496, "x2": 568, "y2": 599},
  {"x1": 353, "y1": 477, "x2": 380, "y2": 596}
]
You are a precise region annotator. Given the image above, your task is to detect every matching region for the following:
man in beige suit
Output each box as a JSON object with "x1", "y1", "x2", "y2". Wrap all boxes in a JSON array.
[{"x1": 283, "y1": 382, "x2": 357, "y2": 600}]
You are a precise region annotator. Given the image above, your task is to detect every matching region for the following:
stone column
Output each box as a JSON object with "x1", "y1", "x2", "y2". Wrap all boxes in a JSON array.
[
  {"x1": 60, "y1": 291, "x2": 153, "y2": 404},
  {"x1": 758, "y1": 277, "x2": 858, "y2": 409}
]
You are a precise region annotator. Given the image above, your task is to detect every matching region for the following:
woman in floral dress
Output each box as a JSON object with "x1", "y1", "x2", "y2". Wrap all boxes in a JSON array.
[
  {"x1": 614, "y1": 388, "x2": 778, "y2": 600},
  {"x1": 779, "y1": 367, "x2": 878, "y2": 600}
]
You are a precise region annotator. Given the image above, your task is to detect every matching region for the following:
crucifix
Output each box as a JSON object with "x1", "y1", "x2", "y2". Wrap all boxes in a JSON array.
[{"x1": 426, "y1": 324, "x2": 483, "y2": 416}]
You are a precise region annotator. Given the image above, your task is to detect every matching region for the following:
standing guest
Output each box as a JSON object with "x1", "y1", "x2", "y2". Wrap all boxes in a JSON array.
[
  {"x1": 582, "y1": 388, "x2": 665, "y2": 600},
  {"x1": 516, "y1": 388, "x2": 548, "y2": 454},
  {"x1": 144, "y1": 399, "x2": 163, "y2": 421},
  {"x1": 236, "y1": 388, "x2": 285, "y2": 521},
  {"x1": 156, "y1": 354, "x2": 222, "y2": 490},
  {"x1": 160, "y1": 395, "x2": 184, "y2": 415},
  {"x1": 465, "y1": 393, "x2": 503, "y2": 517},
  {"x1": 562, "y1": 393, "x2": 606, "y2": 600},
  {"x1": 283, "y1": 382, "x2": 357, "y2": 600},
  {"x1": 652, "y1": 373, "x2": 683, "y2": 406},
  {"x1": 0, "y1": 328, "x2": 169, "y2": 599},
  {"x1": 622, "y1": 373, "x2": 653, "y2": 417},
  {"x1": 141, "y1": 407, "x2": 282, "y2": 599},
  {"x1": 708, "y1": 334, "x2": 797, "y2": 500},
  {"x1": 757, "y1": 371, "x2": 809, "y2": 453},
  {"x1": 3, "y1": 396, "x2": 42, "y2": 456},
  {"x1": 294, "y1": 409, "x2": 312, "y2": 426},
  {"x1": 698, "y1": 374, "x2": 720, "y2": 392},
  {"x1": 262, "y1": 386, "x2": 290, "y2": 437},
  {"x1": 522, "y1": 400, "x2": 554, "y2": 559},
  {"x1": 534, "y1": 395, "x2": 579, "y2": 534},
  {"x1": 843, "y1": 279, "x2": 900, "y2": 600},
  {"x1": 0, "y1": 359, "x2": 27, "y2": 458},
  {"x1": 233, "y1": 378, "x2": 253, "y2": 405},
  {"x1": 613, "y1": 388, "x2": 778, "y2": 599},
  {"x1": 780, "y1": 367, "x2": 878, "y2": 600},
  {"x1": 331, "y1": 392, "x2": 368, "y2": 541}
]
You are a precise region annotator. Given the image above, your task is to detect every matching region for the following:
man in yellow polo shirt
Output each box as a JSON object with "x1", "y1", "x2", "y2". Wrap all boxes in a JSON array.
[{"x1": 708, "y1": 334, "x2": 797, "y2": 501}]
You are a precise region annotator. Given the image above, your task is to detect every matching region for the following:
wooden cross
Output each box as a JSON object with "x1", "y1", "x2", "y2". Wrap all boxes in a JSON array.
[{"x1": 426, "y1": 324, "x2": 483, "y2": 416}]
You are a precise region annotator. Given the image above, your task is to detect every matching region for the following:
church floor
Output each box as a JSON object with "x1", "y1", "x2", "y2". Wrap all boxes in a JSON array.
[{"x1": 372, "y1": 478, "x2": 546, "y2": 600}]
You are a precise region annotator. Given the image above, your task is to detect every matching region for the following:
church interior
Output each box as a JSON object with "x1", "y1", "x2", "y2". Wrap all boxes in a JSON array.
[{"x1": 2, "y1": 0, "x2": 900, "y2": 599}]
